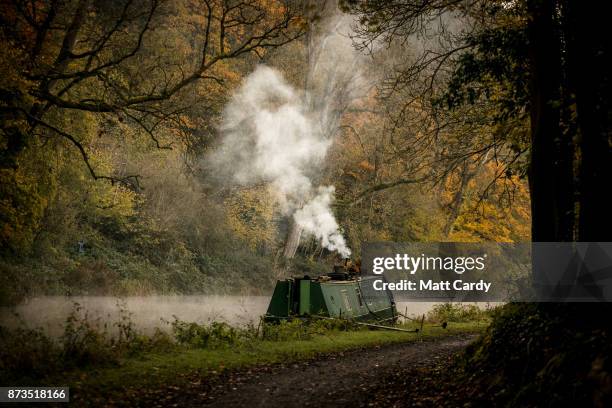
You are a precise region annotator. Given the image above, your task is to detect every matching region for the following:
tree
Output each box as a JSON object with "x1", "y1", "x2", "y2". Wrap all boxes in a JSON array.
[
  {"x1": 0, "y1": 0, "x2": 304, "y2": 252},
  {"x1": 562, "y1": 0, "x2": 612, "y2": 241}
]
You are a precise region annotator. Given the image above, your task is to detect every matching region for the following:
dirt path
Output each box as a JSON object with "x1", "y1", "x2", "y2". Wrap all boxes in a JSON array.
[{"x1": 199, "y1": 334, "x2": 477, "y2": 408}]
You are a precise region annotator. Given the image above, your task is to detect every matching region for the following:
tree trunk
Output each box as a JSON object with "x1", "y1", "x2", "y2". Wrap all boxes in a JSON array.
[
  {"x1": 527, "y1": 0, "x2": 566, "y2": 242},
  {"x1": 282, "y1": 221, "x2": 303, "y2": 259},
  {"x1": 444, "y1": 161, "x2": 472, "y2": 237},
  {"x1": 564, "y1": 1, "x2": 612, "y2": 241}
]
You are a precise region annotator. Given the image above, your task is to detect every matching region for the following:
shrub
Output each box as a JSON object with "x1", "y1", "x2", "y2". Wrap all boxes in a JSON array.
[
  {"x1": 261, "y1": 318, "x2": 362, "y2": 341},
  {"x1": 427, "y1": 303, "x2": 493, "y2": 323},
  {"x1": 455, "y1": 303, "x2": 612, "y2": 407},
  {"x1": 171, "y1": 320, "x2": 240, "y2": 348},
  {"x1": 60, "y1": 304, "x2": 114, "y2": 367},
  {"x1": 0, "y1": 325, "x2": 60, "y2": 384}
]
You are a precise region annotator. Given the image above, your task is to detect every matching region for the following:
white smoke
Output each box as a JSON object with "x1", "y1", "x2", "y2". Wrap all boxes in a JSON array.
[
  {"x1": 208, "y1": 11, "x2": 371, "y2": 259},
  {"x1": 294, "y1": 186, "x2": 349, "y2": 257},
  {"x1": 210, "y1": 65, "x2": 351, "y2": 258}
]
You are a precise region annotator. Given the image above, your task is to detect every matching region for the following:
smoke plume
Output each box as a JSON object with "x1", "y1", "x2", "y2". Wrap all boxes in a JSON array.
[{"x1": 210, "y1": 65, "x2": 351, "y2": 258}]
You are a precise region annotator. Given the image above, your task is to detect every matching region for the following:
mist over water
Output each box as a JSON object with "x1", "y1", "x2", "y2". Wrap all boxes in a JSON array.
[
  {"x1": 0, "y1": 296, "x2": 437, "y2": 337},
  {"x1": 0, "y1": 296, "x2": 269, "y2": 337}
]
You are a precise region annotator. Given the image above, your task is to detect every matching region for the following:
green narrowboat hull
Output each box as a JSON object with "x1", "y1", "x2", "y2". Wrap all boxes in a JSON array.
[{"x1": 265, "y1": 275, "x2": 397, "y2": 323}]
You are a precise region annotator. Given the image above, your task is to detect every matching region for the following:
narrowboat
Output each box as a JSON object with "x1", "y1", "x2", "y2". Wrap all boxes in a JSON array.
[{"x1": 265, "y1": 264, "x2": 397, "y2": 323}]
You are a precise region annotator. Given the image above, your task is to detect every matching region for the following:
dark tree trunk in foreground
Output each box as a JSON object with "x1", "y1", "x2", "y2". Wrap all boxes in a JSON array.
[
  {"x1": 527, "y1": 0, "x2": 566, "y2": 242},
  {"x1": 527, "y1": 0, "x2": 612, "y2": 242},
  {"x1": 564, "y1": 1, "x2": 612, "y2": 241}
]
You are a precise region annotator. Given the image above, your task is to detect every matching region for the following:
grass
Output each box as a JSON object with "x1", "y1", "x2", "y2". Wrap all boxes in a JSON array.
[{"x1": 57, "y1": 321, "x2": 484, "y2": 404}]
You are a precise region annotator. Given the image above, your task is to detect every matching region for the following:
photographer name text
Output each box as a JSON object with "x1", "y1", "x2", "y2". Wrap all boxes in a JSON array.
[{"x1": 373, "y1": 279, "x2": 491, "y2": 293}]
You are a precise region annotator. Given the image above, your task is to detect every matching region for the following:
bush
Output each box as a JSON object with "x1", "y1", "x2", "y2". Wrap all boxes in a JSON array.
[
  {"x1": 60, "y1": 305, "x2": 115, "y2": 368},
  {"x1": 456, "y1": 303, "x2": 612, "y2": 407},
  {"x1": 261, "y1": 318, "x2": 362, "y2": 341},
  {"x1": 171, "y1": 320, "x2": 242, "y2": 348},
  {"x1": 427, "y1": 303, "x2": 493, "y2": 323},
  {"x1": 0, "y1": 326, "x2": 60, "y2": 384}
]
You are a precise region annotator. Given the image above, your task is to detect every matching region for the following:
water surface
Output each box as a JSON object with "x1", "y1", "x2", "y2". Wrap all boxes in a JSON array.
[{"x1": 0, "y1": 295, "x2": 439, "y2": 337}]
